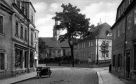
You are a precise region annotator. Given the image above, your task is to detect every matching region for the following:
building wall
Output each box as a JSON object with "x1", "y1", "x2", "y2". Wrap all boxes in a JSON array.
[
  {"x1": 0, "y1": 3, "x2": 13, "y2": 78},
  {"x1": 75, "y1": 40, "x2": 96, "y2": 63},
  {"x1": 112, "y1": 0, "x2": 136, "y2": 80},
  {"x1": 0, "y1": 0, "x2": 38, "y2": 78}
]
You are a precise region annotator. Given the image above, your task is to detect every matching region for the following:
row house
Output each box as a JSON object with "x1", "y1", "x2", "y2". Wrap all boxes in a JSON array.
[
  {"x1": 74, "y1": 23, "x2": 112, "y2": 64},
  {"x1": 0, "y1": 0, "x2": 38, "y2": 78},
  {"x1": 111, "y1": 0, "x2": 136, "y2": 80}
]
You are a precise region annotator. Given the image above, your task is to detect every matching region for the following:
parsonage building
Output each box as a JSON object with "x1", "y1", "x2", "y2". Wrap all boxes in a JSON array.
[{"x1": 74, "y1": 23, "x2": 112, "y2": 64}]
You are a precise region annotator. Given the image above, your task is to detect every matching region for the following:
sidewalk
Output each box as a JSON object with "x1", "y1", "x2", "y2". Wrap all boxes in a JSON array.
[
  {"x1": 0, "y1": 72, "x2": 36, "y2": 84},
  {"x1": 93, "y1": 67, "x2": 136, "y2": 84}
]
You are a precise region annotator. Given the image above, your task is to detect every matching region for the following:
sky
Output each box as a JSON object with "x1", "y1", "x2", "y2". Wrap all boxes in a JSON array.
[{"x1": 31, "y1": 0, "x2": 122, "y2": 37}]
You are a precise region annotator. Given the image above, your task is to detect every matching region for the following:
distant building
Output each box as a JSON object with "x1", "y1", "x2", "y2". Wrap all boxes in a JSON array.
[
  {"x1": 74, "y1": 23, "x2": 112, "y2": 64},
  {"x1": 111, "y1": 0, "x2": 136, "y2": 80},
  {"x1": 0, "y1": 0, "x2": 38, "y2": 78},
  {"x1": 39, "y1": 37, "x2": 62, "y2": 59},
  {"x1": 39, "y1": 20, "x2": 71, "y2": 61}
]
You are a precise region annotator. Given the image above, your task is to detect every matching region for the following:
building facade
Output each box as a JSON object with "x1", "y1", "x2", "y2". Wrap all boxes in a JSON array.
[
  {"x1": 111, "y1": 0, "x2": 136, "y2": 80},
  {"x1": 74, "y1": 23, "x2": 112, "y2": 64},
  {"x1": 0, "y1": 0, "x2": 38, "y2": 78}
]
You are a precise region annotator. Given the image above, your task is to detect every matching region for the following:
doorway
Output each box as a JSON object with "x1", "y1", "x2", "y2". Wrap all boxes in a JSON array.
[{"x1": 126, "y1": 52, "x2": 130, "y2": 78}]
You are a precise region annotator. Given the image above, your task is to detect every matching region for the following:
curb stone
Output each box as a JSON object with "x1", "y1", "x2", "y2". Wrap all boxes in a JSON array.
[
  {"x1": 97, "y1": 72, "x2": 103, "y2": 84},
  {"x1": 10, "y1": 76, "x2": 36, "y2": 84}
]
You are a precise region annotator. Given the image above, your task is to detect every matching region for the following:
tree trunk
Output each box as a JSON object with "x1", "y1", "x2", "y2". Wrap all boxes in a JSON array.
[
  {"x1": 68, "y1": 40, "x2": 74, "y2": 67},
  {"x1": 71, "y1": 45, "x2": 74, "y2": 67}
]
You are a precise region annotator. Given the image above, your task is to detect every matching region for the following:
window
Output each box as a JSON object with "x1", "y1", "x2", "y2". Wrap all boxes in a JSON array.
[
  {"x1": 134, "y1": 46, "x2": 136, "y2": 70},
  {"x1": 122, "y1": 19, "x2": 125, "y2": 33},
  {"x1": 113, "y1": 29, "x2": 116, "y2": 40},
  {"x1": 91, "y1": 42, "x2": 93, "y2": 46},
  {"x1": 16, "y1": 0, "x2": 21, "y2": 8},
  {"x1": 35, "y1": 33, "x2": 37, "y2": 38},
  {"x1": 89, "y1": 41, "x2": 91, "y2": 47},
  {"x1": 0, "y1": 16, "x2": 3, "y2": 34},
  {"x1": 24, "y1": 28, "x2": 27, "y2": 41},
  {"x1": 20, "y1": 25, "x2": 23, "y2": 39},
  {"x1": 31, "y1": 30, "x2": 33, "y2": 45},
  {"x1": 134, "y1": 8, "x2": 136, "y2": 25},
  {"x1": 77, "y1": 44, "x2": 80, "y2": 49},
  {"x1": 127, "y1": 12, "x2": 133, "y2": 30},
  {"x1": 0, "y1": 53, "x2": 5, "y2": 70},
  {"x1": 112, "y1": 55, "x2": 115, "y2": 66},
  {"x1": 117, "y1": 25, "x2": 120, "y2": 37},
  {"x1": 84, "y1": 43, "x2": 85, "y2": 48},
  {"x1": 15, "y1": 21, "x2": 19, "y2": 37},
  {"x1": 31, "y1": 14, "x2": 34, "y2": 23}
]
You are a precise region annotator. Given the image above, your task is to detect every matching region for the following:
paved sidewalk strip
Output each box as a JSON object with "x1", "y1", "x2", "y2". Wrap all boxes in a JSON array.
[
  {"x1": 95, "y1": 68, "x2": 136, "y2": 84},
  {"x1": 0, "y1": 72, "x2": 36, "y2": 84}
]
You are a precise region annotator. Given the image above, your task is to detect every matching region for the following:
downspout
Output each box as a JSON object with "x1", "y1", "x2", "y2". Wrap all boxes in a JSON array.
[{"x1": 124, "y1": 16, "x2": 127, "y2": 78}]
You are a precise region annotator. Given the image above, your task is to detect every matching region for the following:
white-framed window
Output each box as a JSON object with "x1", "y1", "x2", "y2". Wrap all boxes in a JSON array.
[
  {"x1": 89, "y1": 41, "x2": 91, "y2": 47},
  {"x1": 0, "y1": 15, "x2": 4, "y2": 34},
  {"x1": 0, "y1": 53, "x2": 5, "y2": 70}
]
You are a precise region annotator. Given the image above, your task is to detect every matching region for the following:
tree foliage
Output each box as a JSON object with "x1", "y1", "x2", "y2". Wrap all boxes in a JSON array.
[
  {"x1": 53, "y1": 3, "x2": 90, "y2": 45},
  {"x1": 53, "y1": 3, "x2": 90, "y2": 67}
]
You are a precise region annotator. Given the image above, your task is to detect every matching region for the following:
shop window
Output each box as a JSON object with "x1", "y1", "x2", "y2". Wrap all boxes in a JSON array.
[
  {"x1": 0, "y1": 16, "x2": 3, "y2": 34},
  {"x1": 0, "y1": 53, "x2": 5, "y2": 70},
  {"x1": 30, "y1": 52, "x2": 34, "y2": 67},
  {"x1": 15, "y1": 48, "x2": 23, "y2": 68}
]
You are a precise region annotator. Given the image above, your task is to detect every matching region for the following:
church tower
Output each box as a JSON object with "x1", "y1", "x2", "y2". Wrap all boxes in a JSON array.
[{"x1": 53, "y1": 20, "x2": 60, "y2": 40}]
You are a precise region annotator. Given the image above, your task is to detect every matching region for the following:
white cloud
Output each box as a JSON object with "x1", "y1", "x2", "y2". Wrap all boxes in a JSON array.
[
  {"x1": 50, "y1": 3, "x2": 61, "y2": 12},
  {"x1": 81, "y1": 2, "x2": 118, "y2": 26},
  {"x1": 36, "y1": 14, "x2": 55, "y2": 37},
  {"x1": 34, "y1": 2, "x2": 47, "y2": 13}
]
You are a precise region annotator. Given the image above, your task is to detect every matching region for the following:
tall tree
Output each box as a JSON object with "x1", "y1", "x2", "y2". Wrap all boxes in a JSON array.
[{"x1": 53, "y1": 3, "x2": 90, "y2": 67}]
